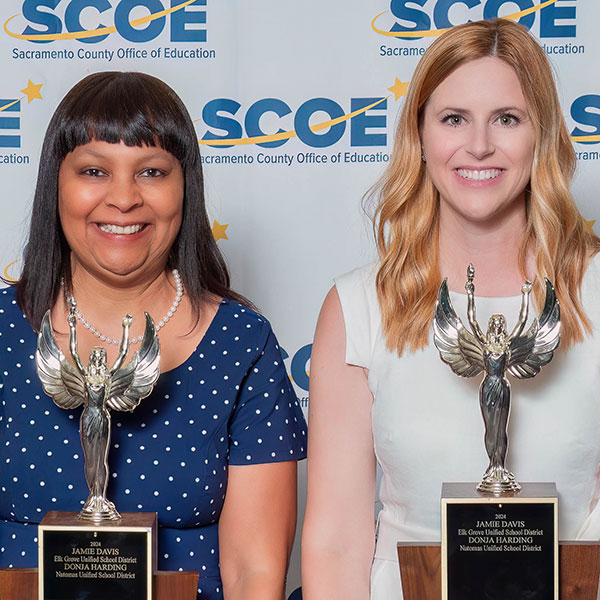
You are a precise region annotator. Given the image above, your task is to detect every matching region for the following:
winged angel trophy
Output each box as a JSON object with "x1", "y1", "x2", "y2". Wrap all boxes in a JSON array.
[
  {"x1": 36, "y1": 299, "x2": 160, "y2": 521},
  {"x1": 433, "y1": 265, "x2": 560, "y2": 495}
]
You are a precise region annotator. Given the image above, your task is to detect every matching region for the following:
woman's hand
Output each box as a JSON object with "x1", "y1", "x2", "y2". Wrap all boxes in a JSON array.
[
  {"x1": 302, "y1": 287, "x2": 376, "y2": 600},
  {"x1": 219, "y1": 461, "x2": 298, "y2": 600}
]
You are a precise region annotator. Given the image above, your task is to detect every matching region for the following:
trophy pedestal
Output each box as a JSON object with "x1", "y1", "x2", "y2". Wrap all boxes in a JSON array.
[
  {"x1": 396, "y1": 542, "x2": 600, "y2": 600},
  {"x1": 441, "y1": 482, "x2": 558, "y2": 600},
  {"x1": 38, "y1": 511, "x2": 156, "y2": 600},
  {"x1": 0, "y1": 568, "x2": 200, "y2": 600}
]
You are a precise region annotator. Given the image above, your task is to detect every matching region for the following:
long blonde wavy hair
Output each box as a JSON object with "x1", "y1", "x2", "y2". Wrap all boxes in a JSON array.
[{"x1": 373, "y1": 18, "x2": 600, "y2": 356}]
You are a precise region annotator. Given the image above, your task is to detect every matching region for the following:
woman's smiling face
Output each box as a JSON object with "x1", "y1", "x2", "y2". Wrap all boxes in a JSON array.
[
  {"x1": 58, "y1": 140, "x2": 184, "y2": 283},
  {"x1": 420, "y1": 56, "x2": 536, "y2": 227}
]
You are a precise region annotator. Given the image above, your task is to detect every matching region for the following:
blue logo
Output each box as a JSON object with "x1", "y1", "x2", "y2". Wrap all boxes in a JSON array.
[
  {"x1": 374, "y1": 0, "x2": 576, "y2": 41},
  {"x1": 199, "y1": 97, "x2": 389, "y2": 149},
  {"x1": 6, "y1": 0, "x2": 207, "y2": 44},
  {"x1": 571, "y1": 95, "x2": 600, "y2": 145},
  {"x1": 282, "y1": 344, "x2": 312, "y2": 392},
  {"x1": 0, "y1": 100, "x2": 21, "y2": 148}
]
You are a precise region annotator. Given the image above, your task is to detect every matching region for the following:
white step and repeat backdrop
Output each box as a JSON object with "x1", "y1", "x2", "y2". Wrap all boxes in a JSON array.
[{"x1": 0, "y1": 1, "x2": 597, "y2": 597}]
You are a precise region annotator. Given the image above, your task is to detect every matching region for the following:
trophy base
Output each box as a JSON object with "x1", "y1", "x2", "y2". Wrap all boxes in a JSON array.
[
  {"x1": 441, "y1": 482, "x2": 558, "y2": 600},
  {"x1": 38, "y1": 511, "x2": 156, "y2": 600},
  {"x1": 78, "y1": 496, "x2": 121, "y2": 522},
  {"x1": 476, "y1": 468, "x2": 522, "y2": 496}
]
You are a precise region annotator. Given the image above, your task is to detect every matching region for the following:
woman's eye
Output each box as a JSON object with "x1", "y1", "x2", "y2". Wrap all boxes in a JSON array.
[
  {"x1": 497, "y1": 113, "x2": 520, "y2": 127},
  {"x1": 82, "y1": 168, "x2": 105, "y2": 177},
  {"x1": 141, "y1": 168, "x2": 164, "y2": 178},
  {"x1": 443, "y1": 114, "x2": 464, "y2": 127}
]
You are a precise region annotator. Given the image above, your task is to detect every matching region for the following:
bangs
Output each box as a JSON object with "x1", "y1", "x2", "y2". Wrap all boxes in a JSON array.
[{"x1": 53, "y1": 72, "x2": 195, "y2": 167}]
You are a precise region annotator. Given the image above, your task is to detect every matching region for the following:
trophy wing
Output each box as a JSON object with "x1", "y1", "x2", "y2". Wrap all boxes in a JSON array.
[
  {"x1": 433, "y1": 280, "x2": 484, "y2": 378},
  {"x1": 508, "y1": 279, "x2": 560, "y2": 379},
  {"x1": 36, "y1": 311, "x2": 85, "y2": 409},
  {"x1": 107, "y1": 313, "x2": 160, "y2": 412}
]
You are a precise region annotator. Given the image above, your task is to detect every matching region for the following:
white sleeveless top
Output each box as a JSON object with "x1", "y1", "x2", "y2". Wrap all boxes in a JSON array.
[{"x1": 334, "y1": 255, "x2": 600, "y2": 598}]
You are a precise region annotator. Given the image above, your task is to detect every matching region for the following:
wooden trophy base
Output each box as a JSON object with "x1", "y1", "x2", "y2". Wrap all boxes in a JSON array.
[
  {"x1": 0, "y1": 568, "x2": 199, "y2": 600},
  {"x1": 39, "y1": 511, "x2": 157, "y2": 600},
  {"x1": 397, "y1": 541, "x2": 600, "y2": 600},
  {"x1": 441, "y1": 482, "x2": 559, "y2": 600}
]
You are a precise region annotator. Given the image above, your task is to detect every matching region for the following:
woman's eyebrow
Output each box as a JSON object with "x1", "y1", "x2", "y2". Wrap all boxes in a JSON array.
[{"x1": 437, "y1": 105, "x2": 526, "y2": 114}]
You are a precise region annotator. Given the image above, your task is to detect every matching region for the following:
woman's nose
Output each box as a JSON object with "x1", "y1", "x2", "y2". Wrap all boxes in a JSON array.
[
  {"x1": 465, "y1": 123, "x2": 495, "y2": 160},
  {"x1": 104, "y1": 176, "x2": 143, "y2": 211}
]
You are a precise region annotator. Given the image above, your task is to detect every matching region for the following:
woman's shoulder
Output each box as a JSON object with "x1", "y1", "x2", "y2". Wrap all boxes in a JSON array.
[
  {"x1": 216, "y1": 297, "x2": 275, "y2": 346},
  {"x1": 0, "y1": 285, "x2": 29, "y2": 324},
  {"x1": 219, "y1": 297, "x2": 271, "y2": 326},
  {"x1": 0, "y1": 286, "x2": 35, "y2": 357},
  {"x1": 334, "y1": 262, "x2": 377, "y2": 292},
  {"x1": 332, "y1": 262, "x2": 381, "y2": 368},
  {"x1": 333, "y1": 262, "x2": 379, "y2": 319},
  {"x1": 0, "y1": 285, "x2": 18, "y2": 306}
]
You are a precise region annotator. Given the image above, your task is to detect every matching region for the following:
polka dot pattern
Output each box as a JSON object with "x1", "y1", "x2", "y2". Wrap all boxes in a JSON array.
[{"x1": 0, "y1": 289, "x2": 307, "y2": 599}]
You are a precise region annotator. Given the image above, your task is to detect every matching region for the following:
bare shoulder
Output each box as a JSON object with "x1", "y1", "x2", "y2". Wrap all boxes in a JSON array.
[
  {"x1": 310, "y1": 285, "x2": 371, "y2": 412},
  {"x1": 315, "y1": 285, "x2": 345, "y2": 336}
]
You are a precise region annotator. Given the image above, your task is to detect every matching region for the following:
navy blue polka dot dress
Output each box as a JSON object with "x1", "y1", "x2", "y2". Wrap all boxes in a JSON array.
[{"x1": 0, "y1": 287, "x2": 307, "y2": 599}]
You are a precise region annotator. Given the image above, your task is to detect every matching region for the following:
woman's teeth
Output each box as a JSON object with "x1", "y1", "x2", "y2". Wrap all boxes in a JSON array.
[
  {"x1": 456, "y1": 168, "x2": 502, "y2": 181},
  {"x1": 98, "y1": 224, "x2": 144, "y2": 235}
]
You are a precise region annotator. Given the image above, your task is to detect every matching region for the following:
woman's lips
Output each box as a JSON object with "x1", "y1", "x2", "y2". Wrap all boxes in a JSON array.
[
  {"x1": 455, "y1": 168, "x2": 504, "y2": 182},
  {"x1": 97, "y1": 223, "x2": 146, "y2": 235}
]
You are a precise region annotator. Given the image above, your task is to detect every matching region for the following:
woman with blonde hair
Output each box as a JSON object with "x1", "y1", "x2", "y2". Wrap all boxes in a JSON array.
[{"x1": 302, "y1": 18, "x2": 600, "y2": 599}]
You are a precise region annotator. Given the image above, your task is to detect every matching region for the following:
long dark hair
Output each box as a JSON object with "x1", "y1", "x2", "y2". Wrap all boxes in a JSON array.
[{"x1": 16, "y1": 71, "x2": 250, "y2": 329}]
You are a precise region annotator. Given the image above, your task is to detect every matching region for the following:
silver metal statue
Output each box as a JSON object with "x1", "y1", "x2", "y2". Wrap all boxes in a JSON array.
[
  {"x1": 36, "y1": 299, "x2": 160, "y2": 521},
  {"x1": 433, "y1": 264, "x2": 560, "y2": 495}
]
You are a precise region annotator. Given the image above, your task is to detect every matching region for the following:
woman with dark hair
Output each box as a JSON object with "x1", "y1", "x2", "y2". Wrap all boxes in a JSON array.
[
  {"x1": 0, "y1": 72, "x2": 306, "y2": 600},
  {"x1": 302, "y1": 18, "x2": 600, "y2": 599}
]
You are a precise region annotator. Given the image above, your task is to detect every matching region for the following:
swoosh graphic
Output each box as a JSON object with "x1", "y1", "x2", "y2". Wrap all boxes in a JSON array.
[
  {"x1": 571, "y1": 135, "x2": 600, "y2": 143},
  {"x1": 3, "y1": 259, "x2": 20, "y2": 282},
  {"x1": 4, "y1": 0, "x2": 196, "y2": 41},
  {"x1": 198, "y1": 96, "x2": 388, "y2": 146},
  {"x1": 372, "y1": 0, "x2": 558, "y2": 39},
  {"x1": 0, "y1": 99, "x2": 20, "y2": 113}
]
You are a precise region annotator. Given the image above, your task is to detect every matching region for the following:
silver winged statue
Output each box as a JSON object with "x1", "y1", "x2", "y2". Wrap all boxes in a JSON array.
[
  {"x1": 36, "y1": 299, "x2": 160, "y2": 521},
  {"x1": 433, "y1": 264, "x2": 560, "y2": 495}
]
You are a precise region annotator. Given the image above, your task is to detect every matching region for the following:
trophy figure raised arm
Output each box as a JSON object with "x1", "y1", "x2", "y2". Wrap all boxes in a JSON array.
[
  {"x1": 433, "y1": 264, "x2": 561, "y2": 495},
  {"x1": 36, "y1": 298, "x2": 160, "y2": 521}
]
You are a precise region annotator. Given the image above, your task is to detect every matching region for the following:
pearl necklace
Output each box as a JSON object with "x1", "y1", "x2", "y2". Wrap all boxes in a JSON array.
[{"x1": 64, "y1": 269, "x2": 184, "y2": 345}]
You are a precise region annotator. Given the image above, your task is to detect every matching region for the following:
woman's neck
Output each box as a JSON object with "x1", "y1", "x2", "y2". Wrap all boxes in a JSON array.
[
  {"x1": 62, "y1": 262, "x2": 179, "y2": 341},
  {"x1": 438, "y1": 202, "x2": 530, "y2": 297}
]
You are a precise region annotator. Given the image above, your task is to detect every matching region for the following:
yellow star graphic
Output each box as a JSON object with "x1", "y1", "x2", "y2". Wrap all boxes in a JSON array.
[
  {"x1": 584, "y1": 218, "x2": 596, "y2": 231},
  {"x1": 212, "y1": 220, "x2": 229, "y2": 241},
  {"x1": 21, "y1": 80, "x2": 43, "y2": 103},
  {"x1": 388, "y1": 77, "x2": 409, "y2": 101}
]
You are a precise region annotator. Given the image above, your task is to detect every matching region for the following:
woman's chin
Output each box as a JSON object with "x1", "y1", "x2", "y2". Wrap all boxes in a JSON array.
[{"x1": 75, "y1": 259, "x2": 155, "y2": 283}]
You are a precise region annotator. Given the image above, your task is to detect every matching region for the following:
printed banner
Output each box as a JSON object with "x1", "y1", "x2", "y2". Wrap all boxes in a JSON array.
[{"x1": 0, "y1": 1, "x2": 596, "y2": 596}]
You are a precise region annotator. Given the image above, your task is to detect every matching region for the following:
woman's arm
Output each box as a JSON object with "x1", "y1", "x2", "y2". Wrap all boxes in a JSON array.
[
  {"x1": 302, "y1": 287, "x2": 376, "y2": 600},
  {"x1": 219, "y1": 461, "x2": 298, "y2": 600}
]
